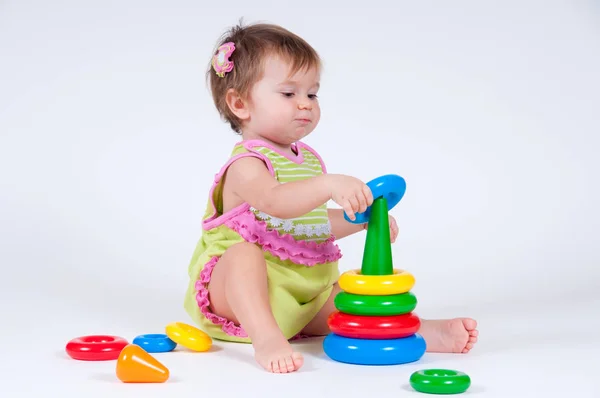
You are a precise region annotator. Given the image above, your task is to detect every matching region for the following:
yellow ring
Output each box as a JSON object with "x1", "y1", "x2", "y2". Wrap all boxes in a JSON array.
[
  {"x1": 165, "y1": 322, "x2": 212, "y2": 352},
  {"x1": 338, "y1": 269, "x2": 415, "y2": 295}
]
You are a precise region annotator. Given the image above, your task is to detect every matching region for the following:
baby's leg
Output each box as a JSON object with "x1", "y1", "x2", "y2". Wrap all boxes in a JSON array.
[
  {"x1": 300, "y1": 283, "x2": 341, "y2": 336},
  {"x1": 302, "y1": 283, "x2": 479, "y2": 353},
  {"x1": 207, "y1": 242, "x2": 303, "y2": 373}
]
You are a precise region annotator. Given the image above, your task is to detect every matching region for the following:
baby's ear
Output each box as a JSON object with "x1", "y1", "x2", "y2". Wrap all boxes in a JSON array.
[{"x1": 225, "y1": 88, "x2": 250, "y2": 121}]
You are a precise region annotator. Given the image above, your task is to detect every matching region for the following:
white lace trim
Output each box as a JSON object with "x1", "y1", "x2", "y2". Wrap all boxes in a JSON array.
[{"x1": 250, "y1": 207, "x2": 331, "y2": 237}]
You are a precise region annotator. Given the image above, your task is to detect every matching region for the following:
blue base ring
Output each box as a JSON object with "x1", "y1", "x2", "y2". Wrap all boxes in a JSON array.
[
  {"x1": 345, "y1": 174, "x2": 406, "y2": 224},
  {"x1": 323, "y1": 333, "x2": 426, "y2": 365},
  {"x1": 132, "y1": 333, "x2": 177, "y2": 353}
]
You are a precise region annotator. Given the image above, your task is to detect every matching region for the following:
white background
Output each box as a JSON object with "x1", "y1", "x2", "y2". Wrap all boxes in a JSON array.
[{"x1": 1, "y1": 0, "x2": 599, "y2": 397}]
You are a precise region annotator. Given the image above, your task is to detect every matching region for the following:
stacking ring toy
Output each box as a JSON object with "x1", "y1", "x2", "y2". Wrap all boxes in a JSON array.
[
  {"x1": 132, "y1": 334, "x2": 177, "y2": 353},
  {"x1": 323, "y1": 333, "x2": 426, "y2": 365},
  {"x1": 410, "y1": 369, "x2": 471, "y2": 394},
  {"x1": 345, "y1": 174, "x2": 406, "y2": 224},
  {"x1": 338, "y1": 269, "x2": 415, "y2": 295},
  {"x1": 334, "y1": 291, "x2": 417, "y2": 316},
  {"x1": 65, "y1": 335, "x2": 128, "y2": 361},
  {"x1": 327, "y1": 311, "x2": 420, "y2": 339},
  {"x1": 165, "y1": 322, "x2": 212, "y2": 352}
]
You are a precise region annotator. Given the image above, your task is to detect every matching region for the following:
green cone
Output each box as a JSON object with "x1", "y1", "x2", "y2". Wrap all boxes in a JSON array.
[{"x1": 361, "y1": 196, "x2": 394, "y2": 275}]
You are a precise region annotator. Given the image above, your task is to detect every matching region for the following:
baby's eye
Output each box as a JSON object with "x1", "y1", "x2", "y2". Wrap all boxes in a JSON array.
[
  {"x1": 308, "y1": 94, "x2": 318, "y2": 99},
  {"x1": 281, "y1": 92, "x2": 294, "y2": 97}
]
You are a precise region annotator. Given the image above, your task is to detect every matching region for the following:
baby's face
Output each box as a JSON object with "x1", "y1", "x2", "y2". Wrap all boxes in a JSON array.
[{"x1": 245, "y1": 55, "x2": 320, "y2": 144}]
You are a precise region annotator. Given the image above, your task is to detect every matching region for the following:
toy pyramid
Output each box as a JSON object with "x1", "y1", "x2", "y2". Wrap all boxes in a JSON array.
[{"x1": 323, "y1": 194, "x2": 426, "y2": 365}]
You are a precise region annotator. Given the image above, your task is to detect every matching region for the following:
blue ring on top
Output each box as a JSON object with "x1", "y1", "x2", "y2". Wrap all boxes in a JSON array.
[
  {"x1": 132, "y1": 333, "x2": 177, "y2": 353},
  {"x1": 344, "y1": 174, "x2": 406, "y2": 224}
]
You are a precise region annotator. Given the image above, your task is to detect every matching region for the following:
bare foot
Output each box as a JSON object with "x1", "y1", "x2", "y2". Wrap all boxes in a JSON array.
[
  {"x1": 419, "y1": 318, "x2": 479, "y2": 353},
  {"x1": 252, "y1": 333, "x2": 304, "y2": 373}
]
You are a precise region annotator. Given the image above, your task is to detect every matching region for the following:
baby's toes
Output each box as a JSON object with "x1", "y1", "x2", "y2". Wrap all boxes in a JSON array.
[
  {"x1": 462, "y1": 318, "x2": 477, "y2": 331},
  {"x1": 277, "y1": 358, "x2": 290, "y2": 373},
  {"x1": 283, "y1": 356, "x2": 296, "y2": 372},
  {"x1": 292, "y1": 352, "x2": 304, "y2": 368},
  {"x1": 271, "y1": 360, "x2": 281, "y2": 373}
]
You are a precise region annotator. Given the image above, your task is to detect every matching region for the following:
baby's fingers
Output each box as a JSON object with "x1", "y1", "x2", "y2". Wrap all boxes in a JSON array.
[
  {"x1": 348, "y1": 195, "x2": 360, "y2": 216},
  {"x1": 357, "y1": 191, "x2": 368, "y2": 213},
  {"x1": 389, "y1": 217, "x2": 399, "y2": 242},
  {"x1": 342, "y1": 200, "x2": 356, "y2": 221},
  {"x1": 363, "y1": 184, "x2": 374, "y2": 206}
]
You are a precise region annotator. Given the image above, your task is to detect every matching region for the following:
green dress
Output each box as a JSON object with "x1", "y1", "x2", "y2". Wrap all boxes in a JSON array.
[{"x1": 183, "y1": 139, "x2": 342, "y2": 343}]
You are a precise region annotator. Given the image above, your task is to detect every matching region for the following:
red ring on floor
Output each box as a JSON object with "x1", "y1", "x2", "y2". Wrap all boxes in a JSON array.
[
  {"x1": 65, "y1": 335, "x2": 129, "y2": 361},
  {"x1": 327, "y1": 311, "x2": 421, "y2": 339}
]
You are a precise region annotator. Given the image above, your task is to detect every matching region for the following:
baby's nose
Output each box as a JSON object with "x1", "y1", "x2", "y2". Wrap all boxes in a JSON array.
[{"x1": 298, "y1": 101, "x2": 312, "y2": 110}]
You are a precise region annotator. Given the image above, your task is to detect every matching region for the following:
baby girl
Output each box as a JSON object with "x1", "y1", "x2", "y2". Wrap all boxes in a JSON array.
[{"x1": 183, "y1": 21, "x2": 478, "y2": 373}]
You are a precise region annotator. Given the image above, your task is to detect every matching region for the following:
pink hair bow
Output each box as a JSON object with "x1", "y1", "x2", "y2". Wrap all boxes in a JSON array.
[{"x1": 212, "y1": 42, "x2": 235, "y2": 77}]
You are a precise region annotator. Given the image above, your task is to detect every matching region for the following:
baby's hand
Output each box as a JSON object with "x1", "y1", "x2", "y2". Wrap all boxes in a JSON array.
[
  {"x1": 363, "y1": 214, "x2": 399, "y2": 243},
  {"x1": 388, "y1": 215, "x2": 399, "y2": 243},
  {"x1": 326, "y1": 174, "x2": 374, "y2": 221}
]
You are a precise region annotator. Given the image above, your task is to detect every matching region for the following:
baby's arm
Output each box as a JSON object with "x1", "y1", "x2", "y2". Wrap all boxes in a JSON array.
[
  {"x1": 226, "y1": 156, "x2": 332, "y2": 219},
  {"x1": 327, "y1": 208, "x2": 365, "y2": 239}
]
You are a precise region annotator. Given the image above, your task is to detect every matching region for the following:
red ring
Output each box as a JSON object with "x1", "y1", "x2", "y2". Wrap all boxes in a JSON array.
[
  {"x1": 65, "y1": 335, "x2": 129, "y2": 361},
  {"x1": 327, "y1": 311, "x2": 421, "y2": 339}
]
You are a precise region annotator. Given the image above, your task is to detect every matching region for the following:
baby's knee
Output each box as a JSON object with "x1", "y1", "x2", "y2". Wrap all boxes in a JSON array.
[
  {"x1": 227, "y1": 242, "x2": 262, "y2": 257},
  {"x1": 221, "y1": 242, "x2": 265, "y2": 267}
]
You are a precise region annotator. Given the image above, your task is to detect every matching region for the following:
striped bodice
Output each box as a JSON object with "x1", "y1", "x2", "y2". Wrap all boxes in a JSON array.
[{"x1": 237, "y1": 142, "x2": 332, "y2": 242}]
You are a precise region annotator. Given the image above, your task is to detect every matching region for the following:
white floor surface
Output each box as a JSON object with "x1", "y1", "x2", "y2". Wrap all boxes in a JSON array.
[{"x1": 3, "y1": 293, "x2": 598, "y2": 398}]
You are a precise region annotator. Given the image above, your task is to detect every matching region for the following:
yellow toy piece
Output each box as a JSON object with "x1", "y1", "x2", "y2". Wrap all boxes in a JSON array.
[
  {"x1": 338, "y1": 268, "x2": 415, "y2": 295},
  {"x1": 165, "y1": 322, "x2": 212, "y2": 352}
]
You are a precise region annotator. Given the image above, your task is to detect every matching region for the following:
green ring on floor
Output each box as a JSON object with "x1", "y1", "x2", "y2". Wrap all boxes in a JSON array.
[
  {"x1": 409, "y1": 369, "x2": 471, "y2": 394},
  {"x1": 334, "y1": 291, "x2": 417, "y2": 316}
]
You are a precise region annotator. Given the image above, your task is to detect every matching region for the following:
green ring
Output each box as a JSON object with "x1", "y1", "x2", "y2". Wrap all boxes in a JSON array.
[
  {"x1": 334, "y1": 291, "x2": 417, "y2": 316},
  {"x1": 409, "y1": 369, "x2": 471, "y2": 394}
]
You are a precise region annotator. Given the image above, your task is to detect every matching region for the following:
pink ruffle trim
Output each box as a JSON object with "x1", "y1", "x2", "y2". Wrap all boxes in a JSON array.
[
  {"x1": 224, "y1": 209, "x2": 342, "y2": 267},
  {"x1": 194, "y1": 256, "x2": 323, "y2": 340},
  {"x1": 195, "y1": 256, "x2": 249, "y2": 338}
]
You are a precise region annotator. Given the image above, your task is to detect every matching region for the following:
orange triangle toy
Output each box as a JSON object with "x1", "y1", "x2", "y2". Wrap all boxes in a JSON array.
[{"x1": 116, "y1": 344, "x2": 169, "y2": 383}]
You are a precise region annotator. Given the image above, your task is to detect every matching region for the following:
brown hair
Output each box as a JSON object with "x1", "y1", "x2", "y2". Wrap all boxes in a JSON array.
[{"x1": 207, "y1": 20, "x2": 322, "y2": 134}]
